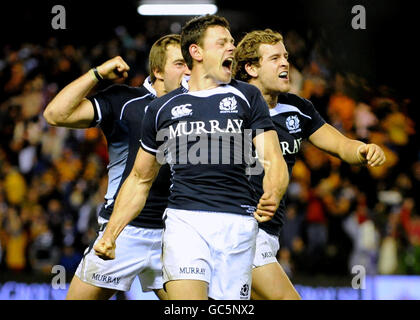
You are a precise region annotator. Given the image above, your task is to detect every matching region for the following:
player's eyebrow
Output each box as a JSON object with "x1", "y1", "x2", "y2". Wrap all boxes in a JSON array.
[
  {"x1": 217, "y1": 36, "x2": 235, "y2": 44},
  {"x1": 267, "y1": 53, "x2": 280, "y2": 59},
  {"x1": 267, "y1": 51, "x2": 289, "y2": 59}
]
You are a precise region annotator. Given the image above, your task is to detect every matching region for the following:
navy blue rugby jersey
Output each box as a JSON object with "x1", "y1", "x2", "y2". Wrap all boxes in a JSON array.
[
  {"x1": 140, "y1": 79, "x2": 275, "y2": 216},
  {"x1": 87, "y1": 77, "x2": 170, "y2": 228},
  {"x1": 249, "y1": 93, "x2": 326, "y2": 237}
]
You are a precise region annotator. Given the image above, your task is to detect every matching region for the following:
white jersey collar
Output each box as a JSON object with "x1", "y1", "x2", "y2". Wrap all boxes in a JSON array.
[{"x1": 142, "y1": 76, "x2": 157, "y2": 97}]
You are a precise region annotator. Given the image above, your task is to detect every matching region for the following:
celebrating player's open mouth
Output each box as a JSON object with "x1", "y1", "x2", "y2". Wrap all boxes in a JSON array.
[
  {"x1": 222, "y1": 57, "x2": 234, "y2": 75},
  {"x1": 278, "y1": 70, "x2": 288, "y2": 81}
]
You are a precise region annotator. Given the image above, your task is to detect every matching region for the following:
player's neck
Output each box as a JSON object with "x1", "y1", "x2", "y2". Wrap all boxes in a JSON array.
[
  {"x1": 250, "y1": 80, "x2": 278, "y2": 109},
  {"x1": 187, "y1": 68, "x2": 221, "y2": 92},
  {"x1": 263, "y1": 93, "x2": 278, "y2": 109},
  {"x1": 152, "y1": 78, "x2": 166, "y2": 97},
  {"x1": 248, "y1": 79, "x2": 278, "y2": 109}
]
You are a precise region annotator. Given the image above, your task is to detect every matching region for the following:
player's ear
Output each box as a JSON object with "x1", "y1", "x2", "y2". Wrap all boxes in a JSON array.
[
  {"x1": 245, "y1": 63, "x2": 258, "y2": 78},
  {"x1": 189, "y1": 44, "x2": 203, "y2": 63},
  {"x1": 153, "y1": 68, "x2": 164, "y2": 81}
]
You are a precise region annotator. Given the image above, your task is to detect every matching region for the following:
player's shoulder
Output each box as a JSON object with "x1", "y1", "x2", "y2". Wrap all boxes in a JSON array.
[
  {"x1": 95, "y1": 84, "x2": 155, "y2": 116},
  {"x1": 147, "y1": 86, "x2": 186, "y2": 112},
  {"x1": 278, "y1": 92, "x2": 315, "y2": 110},
  {"x1": 101, "y1": 83, "x2": 152, "y2": 100},
  {"x1": 224, "y1": 79, "x2": 264, "y2": 109},
  {"x1": 229, "y1": 79, "x2": 260, "y2": 96}
]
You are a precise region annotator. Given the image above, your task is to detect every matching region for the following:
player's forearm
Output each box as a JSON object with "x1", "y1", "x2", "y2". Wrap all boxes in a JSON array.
[
  {"x1": 102, "y1": 172, "x2": 154, "y2": 241},
  {"x1": 262, "y1": 156, "x2": 289, "y2": 205},
  {"x1": 337, "y1": 138, "x2": 366, "y2": 165},
  {"x1": 43, "y1": 70, "x2": 98, "y2": 127}
]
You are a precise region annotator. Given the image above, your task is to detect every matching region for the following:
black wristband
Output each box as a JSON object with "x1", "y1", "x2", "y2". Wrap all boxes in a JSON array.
[{"x1": 92, "y1": 67, "x2": 103, "y2": 81}]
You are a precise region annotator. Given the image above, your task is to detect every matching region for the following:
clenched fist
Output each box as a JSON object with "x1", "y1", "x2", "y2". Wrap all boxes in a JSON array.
[
  {"x1": 357, "y1": 143, "x2": 386, "y2": 167},
  {"x1": 254, "y1": 192, "x2": 279, "y2": 223},
  {"x1": 96, "y1": 56, "x2": 130, "y2": 81},
  {"x1": 94, "y1": 236, "x2": 116, "y2": 260}
]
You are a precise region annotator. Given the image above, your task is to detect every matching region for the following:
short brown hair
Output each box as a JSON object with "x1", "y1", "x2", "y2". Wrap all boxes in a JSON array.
[
  {"x1": 149, "y1": 34, "x2": 181, "y2": 83},
  {"x1": 181, "y1": 14, "x2": 230, "y2": 70},
  {"x1": 233, "y1": 29, "x2": 283, "y2": 82}
]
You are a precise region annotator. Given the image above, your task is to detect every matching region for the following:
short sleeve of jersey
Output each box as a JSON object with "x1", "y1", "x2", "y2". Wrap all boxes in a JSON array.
[
  {"x1": 248, "y1": 86, "x2": 275, "y2": 134},
  {"x1": 140, "y1": 103, "x2": 160, "y2": 156},
  {"x1": 301, "y1": 98, "x2": 326, "y2": 138},
  {"x1": 86, "y1": 85, "x2": 125, "y2": 129}
]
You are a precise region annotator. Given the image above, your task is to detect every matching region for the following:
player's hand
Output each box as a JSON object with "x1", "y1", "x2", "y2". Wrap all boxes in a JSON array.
[
  {"x1": 358, "y1": 143, "x2": 386, "y2": 167},
  {"x1": 96, "y1": 56, "x2": 130, "y2": 80},
  {"x1": 94, "y1": 236, "x2": 116, "y2": 260},
  {"x1": 254, "y1": 192, "x2": 278, "y2": 223}
]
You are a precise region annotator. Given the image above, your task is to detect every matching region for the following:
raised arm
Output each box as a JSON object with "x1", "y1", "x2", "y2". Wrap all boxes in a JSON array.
[
  {"x1": 309, "y1": 123, "x2": 386, "y2": 167},
  {"x1": 253, "y1": 130, "x2": 289, "y2": 222},
  {"x1": 93, "y1": 148, "x2": 161, "y2": 260},
  {"x1": 43, "y1": 56, "x2": 130, "y2": 128}
]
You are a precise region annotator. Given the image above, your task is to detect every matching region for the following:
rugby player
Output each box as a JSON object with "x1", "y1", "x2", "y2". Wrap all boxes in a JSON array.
[
  {"x1": 94, "y1": 15, "x2": 289, "y2": 300},
  {"x1": 233, "y1": 29, "x2": 386, "y2": 300},
  {"x1": 43, "y1": 34, "x2": 189, "y2": 299}
]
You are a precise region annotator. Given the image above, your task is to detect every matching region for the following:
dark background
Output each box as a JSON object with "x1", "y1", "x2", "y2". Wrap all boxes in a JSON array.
[{"x1": 0, "y1": 0, "x2": 417, "y2": 106}]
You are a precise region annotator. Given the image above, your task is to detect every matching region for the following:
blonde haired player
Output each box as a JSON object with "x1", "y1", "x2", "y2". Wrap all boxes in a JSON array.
[
  {"x1": 44, "y1": 34, "x2": 190, "y2": 299},
  {"x1": 234, "y1": 29, "x2": 386, "y2": 300}
]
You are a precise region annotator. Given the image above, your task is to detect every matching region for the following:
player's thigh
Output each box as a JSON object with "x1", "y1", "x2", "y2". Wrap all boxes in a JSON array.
[
  {"x1": 251, "y1": 262, "x2": 301, "y2": 300},
  {"x1": 209, "y1": 214, "x2": 258, "y2": 300},
  {"x1": 77, "y1": 218, "x2": 162, "y2": 292},
  {"x1": 165, "y1": 280, "x2": 208, "y2": 300},
  {"x1": 66, "y1": 275, "x2": 117, "y2": 300},
  {"x1": 161, "y1": 209, "x2": 212, "y2": 286},
  {"x1": 136, "y1": 228, "x2": 165, "y2": 294},
  {"x1": 153, "y1": 288, "x2": 168, "y2": 300}
]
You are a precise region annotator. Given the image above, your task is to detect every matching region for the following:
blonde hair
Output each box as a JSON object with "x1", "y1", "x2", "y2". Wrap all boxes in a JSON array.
[
  {"x1": 233, "y1": 29, "x2": 284, "y2": 82},
  {"x1": 149, "y1": 34, "x2": 181, "y2": 83}
]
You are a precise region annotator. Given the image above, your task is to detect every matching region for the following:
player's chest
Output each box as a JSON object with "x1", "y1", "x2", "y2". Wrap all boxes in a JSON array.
[
  {"x1": 163, "y1": 95, "x2": 249, "y2": 138},
  {"x1": 271, "y1": 113, "x2": 308, "y2": 156}
]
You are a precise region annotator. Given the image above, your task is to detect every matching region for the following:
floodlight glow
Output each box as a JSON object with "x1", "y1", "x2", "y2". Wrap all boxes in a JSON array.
[{"x1": 138, "y1": 4, "x2": 218, "y2": 16}]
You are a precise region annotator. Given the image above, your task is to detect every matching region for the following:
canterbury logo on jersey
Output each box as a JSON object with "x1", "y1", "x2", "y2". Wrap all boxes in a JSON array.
[
  {"x1": 171, "y1": 104, "x2": 193, "y2": 119},
  {"x1": 219, "y1": 96, "x2": 238, "y2": 113}
]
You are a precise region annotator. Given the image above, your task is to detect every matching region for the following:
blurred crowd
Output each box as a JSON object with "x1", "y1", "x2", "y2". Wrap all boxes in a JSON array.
[{"x1": 0, "y1": 23, "x2": 418, "y2": 282}]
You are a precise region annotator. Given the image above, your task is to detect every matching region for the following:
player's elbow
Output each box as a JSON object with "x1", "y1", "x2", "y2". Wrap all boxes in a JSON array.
[{"x1": 43, "y1": 106, "x2": 59, "y2": 126}]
